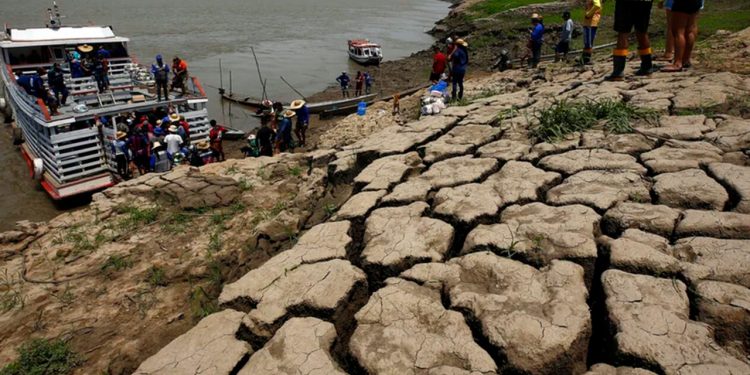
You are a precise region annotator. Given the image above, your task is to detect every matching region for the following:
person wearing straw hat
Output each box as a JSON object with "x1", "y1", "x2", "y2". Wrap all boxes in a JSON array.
[
  {"x1": 77, "y1": 44, "x2": 94, "y2": 54},
  {"x1": 529, "y1": 13, "x2": 545, "y2": 68},
  {"x1": 149, "y1": 141, "x2": 171, "y2": 172},
  {"x1": 290, "y1": 99, "x2": 309, "y2": 147},
  {"x1": 450, "y1": 39, "x2": 469, "y2": 101},
  {"x1": 196, "y1": 141, "x2": 216, "y2": 165},
  {"x1": 164, "y1": 125, "x2": 183, "y2": 156},
  {"x1": 112, "y1": 131, "x2": 131, "y2": 179},
  {"x1": 275, "y1": 110, "x2": 296, "y2": 154}
]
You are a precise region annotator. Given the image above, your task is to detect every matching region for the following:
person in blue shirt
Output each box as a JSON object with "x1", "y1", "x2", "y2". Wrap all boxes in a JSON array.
[
  {"x1": 151, "y1": 55, "x2": 170, "y2": 101},
  {"x1": 450, "y1": 39, "x2": 469, "y2": 101},
  {"x1": 364, "y1": 72, "x2": 373, "y2": 95},
  {"x1": 529, "y1": 13, "x2": 545, "y2": 68},
  {"x1": 290, "y1": 99, "x2": 310, "y2": 147},
  {"x1": 275, "y1": 110, "x2": 295, "y2": 153},
  {"x1": 48, "y1": 63, "x2": 68, "y2": 106},
  {"x1": 97, "y1": 46, "x2": 111, "y2": 59},
  {"x1": 336, "y1": 72, "x2": 350, "y2": 98}
]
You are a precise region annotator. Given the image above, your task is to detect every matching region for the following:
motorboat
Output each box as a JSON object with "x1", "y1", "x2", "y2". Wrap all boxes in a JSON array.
[{"x1": 348, "y1": 39, "x2": 383, "y2": 65}]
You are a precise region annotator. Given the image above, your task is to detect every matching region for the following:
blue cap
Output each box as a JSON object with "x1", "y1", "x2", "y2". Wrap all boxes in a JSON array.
[{"x1": 156, "y1": 54, "x2": 163, "y2": 61}]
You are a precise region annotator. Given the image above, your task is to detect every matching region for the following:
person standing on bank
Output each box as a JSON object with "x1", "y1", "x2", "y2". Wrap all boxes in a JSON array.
[
  {"x1": 657, "y1": 0, "x2": 675, "y2": 62},
  {"x1": 290, "y1": 99, "x2": 309, "y2": 147},
  {"x1": 354, "y1": 71, "x2": 365, "y2": 97},
  {"x1": 336, "y1": 72, "x2": 351, "y2": 98},
  {"x1": 275, "y1": 110, "x2": 295, "y2": 154},
  {"x1": 450, "y1": 39, "x2": 469, "y2": 101},
  {"x1": 529, "y1": 14, "x2": 545, "y2": 68},
  {"x1": 151, "y1": 55, "x2": 170, "y2": 101},
  {"x1": 256, "y1": 120, "x2": 275, "y2": 157},
  {"x1": 208, "y1": 120, "x2": 228, "y2": 161},
  {"x1": 430, "y1": 45, "x2": 447, "y2": 83},
  {"x1": 364, "y1": 72, "x2": 373, "y2": 95},
  {"x1": 607, "y1": 0, "x2": 656, "y2": 81},
  {"x1": 555, "y1": 11, "x2": 574, "y2": 63},
  {"x1": 581, "y1": 0, "x2": 602, "y2": 65},
  {"x1": 662, "y1": 0, "x2": 702, "y2": 72}
]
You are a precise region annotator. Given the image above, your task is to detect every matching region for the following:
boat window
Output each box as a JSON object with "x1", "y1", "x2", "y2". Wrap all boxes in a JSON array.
[
  {"x1": 52, "y1": 48, "x2": 64, "y2": 60},
  {"x1": 7, "y1": 46, "x2": 52, "y2": 65},
  {"x1": 364, "y1": 49, "x2": 370, "y2": 56}
]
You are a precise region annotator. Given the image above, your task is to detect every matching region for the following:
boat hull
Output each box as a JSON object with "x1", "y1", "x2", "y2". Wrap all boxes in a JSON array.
[
  {"x1": 221, "y1": 92, "x2": 377, "y2": 114},
  {"x1": 348, "y1": 53, "x2": 382, "y2": 66}
]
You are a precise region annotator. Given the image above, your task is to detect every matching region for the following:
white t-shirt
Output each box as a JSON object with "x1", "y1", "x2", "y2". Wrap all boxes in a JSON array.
[{"x1": 164, "y1": 134, "x2": 183, "y2": 154}]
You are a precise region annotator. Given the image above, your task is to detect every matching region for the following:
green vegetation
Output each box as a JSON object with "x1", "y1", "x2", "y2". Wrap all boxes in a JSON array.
[
  {"x1": 0, "y1": 338, "x2": 80, "y2": 375},
  {"x1": 146, "y1": 266, "x2": 167, "y2": 287},
  {"x1": 699, "y1": 0, "x2": 750, "y2": 35},
  {"x1": 116, "y1": 205, "x2": 159, "y2": 230},
  {"x1": 0, "y1": 270, "x2": 24, "y2": 312},
  {"x1": 238, "y1": 177, "x2": 254, "y2": 192},
  {"x1": 189, "y1": 286, "x2": 219, "y2": 319},
  {"x1": 164, "y1": 212, "x2": 192, "y2": 234},
  {"x1": 101, "y1": 255, "x2": 134, "y2": 277},
  {"x1": 470, "y1": 0, "x2": 557, "y2": 19},
  {"x1": 288, "y1": 166, "x2": 303, "y2": 177},
  {"x1": 531, "y1": 99, "x2": 658, "y2": 142}
]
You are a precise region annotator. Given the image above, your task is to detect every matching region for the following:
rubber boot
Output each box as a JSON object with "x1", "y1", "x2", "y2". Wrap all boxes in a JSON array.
[
  {"x1": 606, "y1": 53, "x2": 627, "y2": 82},
  {"x1": 635, "y1": 48, "x2": 655, "y2": 76},
  {"x1": 581, "y1": 49, "x2": 592, "y2": 65}
]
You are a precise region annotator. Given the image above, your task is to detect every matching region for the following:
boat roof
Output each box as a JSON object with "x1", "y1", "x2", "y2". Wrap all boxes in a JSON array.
[
  {"x1": 349, "y1": 39, "x2": 380, "y2": 48},
  {"x1": 0, "y1": 26, "x2": 129, "y2": 48}
]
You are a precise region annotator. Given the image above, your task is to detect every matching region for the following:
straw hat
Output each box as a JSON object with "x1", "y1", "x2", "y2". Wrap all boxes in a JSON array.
[
  {"x1": 169, "y1": 113, "x2": 181, "y2": 122},
  {"x1": 168, "y1": 125, "x2": 178, "y2": 133},
  {"x1": 116, "y1": 131, "x2": 127, "y2": 140},
  {"x1": 196, "y1": 141, "x2": 211, "y2": 150},
  {"x1": 282, "y1": 110, "x2": 297, "y2": 118},
  {"x1": 152, "y1": 141, "x2": 163, "y2": 149},
  {"x1": 78, "y1": 44, "x2": 94, "y2": 53},
  {"x1": 289, "y1": 99, "x2": 306, "y2": 110},
  {"x1": 531, "y1": 13, "x2": 541, "y2": 20},
  {"x1": 455, "y1": 39, "x2": 468, "y2": 47}
]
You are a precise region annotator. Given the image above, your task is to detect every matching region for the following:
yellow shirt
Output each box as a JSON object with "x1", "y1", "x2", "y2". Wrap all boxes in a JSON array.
[{"x1": 584, "y1": 0, "x2": 602, "y2": 27}]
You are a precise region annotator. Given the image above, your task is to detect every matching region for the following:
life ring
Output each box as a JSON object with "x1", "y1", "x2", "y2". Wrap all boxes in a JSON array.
[{"x1": 33, "y1": 158, "x2": 44, "y2": 180}]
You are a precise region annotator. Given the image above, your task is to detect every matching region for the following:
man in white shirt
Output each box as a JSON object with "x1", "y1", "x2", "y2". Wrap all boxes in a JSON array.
[
  {"x1": 164, "y1": 125, "x2": 183, "y2": 157},
  {"x1": 555, "y1": 11, "x2": 575, "y2": 62}
]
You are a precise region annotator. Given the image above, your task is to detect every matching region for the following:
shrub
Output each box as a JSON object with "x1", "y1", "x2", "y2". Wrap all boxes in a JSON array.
[{"x1": 0, "y1": 338, "x2": 80, "y2": 375}]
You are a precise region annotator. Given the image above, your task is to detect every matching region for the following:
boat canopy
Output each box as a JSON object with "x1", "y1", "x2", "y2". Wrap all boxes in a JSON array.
[
  {"x1": 349, "y1": 39, "x2": 381, "y2": 48},
  {"x1": 1, "y1": 26, "x2": 129, "y2": 48}
]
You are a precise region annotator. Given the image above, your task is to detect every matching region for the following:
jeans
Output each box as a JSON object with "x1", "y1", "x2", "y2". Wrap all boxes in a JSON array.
[
  {"x1": 156, "y1": 80, "x2": 168, "y2": 101},
  {"x1": 530, "y1": 41, "x2": 542, "y2": 67},
  {"x1": 451, "y1": 70, "x2": 465, "y2": 100},
  {"x1": 583, "y1": 26, "x2": 598, "y2": 50}
]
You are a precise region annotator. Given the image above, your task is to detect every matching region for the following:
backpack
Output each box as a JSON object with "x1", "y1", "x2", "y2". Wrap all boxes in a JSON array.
[{"x1": 189, "y1": 150, "x2": 204, "y2": 167}]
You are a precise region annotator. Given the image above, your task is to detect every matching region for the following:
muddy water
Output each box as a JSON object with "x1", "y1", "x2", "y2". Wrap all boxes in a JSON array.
[{"x1": 0, "y1": 0, "x2": 448, "y2": 229}]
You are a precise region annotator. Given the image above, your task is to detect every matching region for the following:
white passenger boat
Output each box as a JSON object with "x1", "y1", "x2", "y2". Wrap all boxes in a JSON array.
[
  {"x1": 348, "y1": 39, "x2": 383, "y2": 65},
  {"x1": 0, "y1": 3, "x2": 210, "y2": 199}
]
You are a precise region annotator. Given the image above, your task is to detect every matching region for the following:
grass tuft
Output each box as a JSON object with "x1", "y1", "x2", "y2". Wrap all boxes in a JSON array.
[
  {"x1": 146, "y1": 266, "x2": 167, "y2": 288},
  {"x1": 0, "y1": 338, "x2": 80, "y2": 375},
  {"x1": 531, "y1": 99, "x2": 657, "y2": 142}
]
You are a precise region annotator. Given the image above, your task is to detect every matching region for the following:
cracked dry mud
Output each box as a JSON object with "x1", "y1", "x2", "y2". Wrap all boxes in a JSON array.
[{"x1": 4, "y1": 34, "x2": 750, "y2": 375}]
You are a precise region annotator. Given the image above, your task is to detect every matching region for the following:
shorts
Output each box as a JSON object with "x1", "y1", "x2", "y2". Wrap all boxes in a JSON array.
[
  {"x1": 614, "y1": 0, "x2": 654, "y2": 34},
  {"x1": 556, "y1": 41, "x2": 570, "y2": 54},
  {"x1": 672, "y1": 0, "x2": 702, "y2": 14}
]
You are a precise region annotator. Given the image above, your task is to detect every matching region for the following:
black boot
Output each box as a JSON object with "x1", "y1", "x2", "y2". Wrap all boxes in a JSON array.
[
  {"x1": 606, "y1": 55, "x2": 626, "y2": 81},
  {"x1": 635, "y1": 52, "x2": 655, "y2": 76}
]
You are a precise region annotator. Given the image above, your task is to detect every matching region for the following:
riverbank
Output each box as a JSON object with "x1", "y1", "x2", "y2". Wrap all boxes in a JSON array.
[{"x1": 2, "y1": 1, "x2": 750, "y2": 373}]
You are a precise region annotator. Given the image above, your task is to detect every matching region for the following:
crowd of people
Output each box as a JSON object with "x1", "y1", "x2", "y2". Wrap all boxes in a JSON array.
[
  {"x1": 107, "y1": 109, "x2": 229, "y2": 180},
  {"x1": 244, "y1": 98, "x2": 310, "y2": 157},
  {"x1": 336, "y1": 71, "x2": 373, "y2": 98}
]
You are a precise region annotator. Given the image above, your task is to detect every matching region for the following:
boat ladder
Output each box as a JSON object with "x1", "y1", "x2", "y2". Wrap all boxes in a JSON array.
[{"x1": 95, "y1": 91, "x2": 118, "y2": 107}]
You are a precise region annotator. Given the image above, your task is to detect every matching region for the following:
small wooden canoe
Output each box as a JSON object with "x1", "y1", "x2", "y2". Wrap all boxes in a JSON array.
[{"x1": 221, "y1": 91, "x2": 377, "y2": 115}]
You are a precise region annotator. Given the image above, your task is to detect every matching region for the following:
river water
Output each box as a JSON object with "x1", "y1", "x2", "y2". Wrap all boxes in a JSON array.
[{"x1": 0, "y1": 0, "x2": 449, "y2": 230}]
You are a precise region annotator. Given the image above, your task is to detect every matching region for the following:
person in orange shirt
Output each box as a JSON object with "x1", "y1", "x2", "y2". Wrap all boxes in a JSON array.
[
  {"x1": 581, "y1": 0, "x2": 602, "y2": 65},
  {"x1": 171, "y1": 56, "x2": 189, "y2": 96}
]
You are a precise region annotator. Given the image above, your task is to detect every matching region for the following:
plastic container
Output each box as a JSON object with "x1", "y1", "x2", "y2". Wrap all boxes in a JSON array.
[{"x1": 357, "y1": 101, "x2": 367, "y2": 116}]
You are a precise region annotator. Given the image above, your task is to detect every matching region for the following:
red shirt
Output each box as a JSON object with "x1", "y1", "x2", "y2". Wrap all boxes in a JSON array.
[
  {"x1": 179, "y1": 120, "x2": 190, "y2": 136},
  {"x1": 209, "y1": 126, "x2": 226, "y2": 142},
  {"x1": 432, "y1": 52, "x2": 447, "y2": 74}
]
